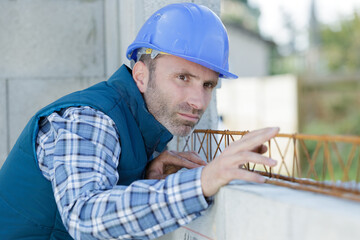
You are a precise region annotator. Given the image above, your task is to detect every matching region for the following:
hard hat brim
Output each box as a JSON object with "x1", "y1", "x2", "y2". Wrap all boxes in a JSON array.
[{"x1": 127, "y1": 43, "x2": 238, "y2": 79}]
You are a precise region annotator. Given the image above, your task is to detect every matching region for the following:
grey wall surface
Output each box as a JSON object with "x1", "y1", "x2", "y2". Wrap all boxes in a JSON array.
[
  {"x1": 159, "y1": 182, "x2": 360, "y2": 240},
  {"x1": 0, "y1": 0, "x2": 105, "y2": 78},
  {"x1": 0, "y1": 81, "x2": 7, "y2": 164},
  {"x1": 0, "y1": 0, "x2": 106, "y2": 167},
  {"x1": 0, "y1": 0, "x2": 221, "y2": 167}
]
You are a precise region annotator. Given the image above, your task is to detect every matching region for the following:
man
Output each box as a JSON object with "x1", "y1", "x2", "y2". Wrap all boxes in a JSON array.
[{"x1": 0, "y1": 3, "x2": 278, "y2": 239}]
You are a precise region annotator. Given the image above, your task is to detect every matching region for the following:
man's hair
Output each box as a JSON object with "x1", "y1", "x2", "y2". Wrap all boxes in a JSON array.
[{"x1": 138, "y1": 54, "x2": 164, "y2": 83}]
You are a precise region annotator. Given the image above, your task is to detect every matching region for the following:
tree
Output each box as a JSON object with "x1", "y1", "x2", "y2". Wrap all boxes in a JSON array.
[{"x1": 321, "y1": 11, "x2": 360, "y2": 74}]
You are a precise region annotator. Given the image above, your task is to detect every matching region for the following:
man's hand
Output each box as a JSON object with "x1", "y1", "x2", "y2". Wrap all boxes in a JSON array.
[
  {"x1": 201, "y1": 127, "x2": 279, "y2": 197},
  {"x1": 146, "y1": 150, "x2": 207, "y2": 179}
]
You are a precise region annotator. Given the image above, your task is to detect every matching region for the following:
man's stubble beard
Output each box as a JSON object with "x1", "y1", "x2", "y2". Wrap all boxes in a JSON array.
[{"x1": 143, "y1": 75, "x2": 204, "y2": 137}]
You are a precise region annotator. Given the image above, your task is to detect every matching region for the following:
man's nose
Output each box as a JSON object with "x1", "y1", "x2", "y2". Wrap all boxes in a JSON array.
[{"x1": 187, "y1": 87, "x2": 208, "y2": 110}]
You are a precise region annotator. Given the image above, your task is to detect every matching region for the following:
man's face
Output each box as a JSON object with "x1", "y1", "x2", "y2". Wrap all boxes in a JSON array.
[{"x1": 139, "y1": 55, "x2": 219, "y2": 136}]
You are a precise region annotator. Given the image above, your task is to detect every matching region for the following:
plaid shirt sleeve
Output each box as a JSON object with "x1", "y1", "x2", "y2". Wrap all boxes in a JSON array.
[{"x1": 36, "y1": 106, "x2": 210, "y2": 239}]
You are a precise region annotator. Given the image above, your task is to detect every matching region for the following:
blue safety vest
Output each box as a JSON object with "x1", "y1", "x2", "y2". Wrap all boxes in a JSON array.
[{"x1": 0, "y1": 65, "x2": 172, "y2": 239}]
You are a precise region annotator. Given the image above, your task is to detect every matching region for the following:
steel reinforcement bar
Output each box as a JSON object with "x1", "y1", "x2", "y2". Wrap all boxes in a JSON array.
[{"x1": 181, "y1": 129, "x2": 360, "y2": 202}]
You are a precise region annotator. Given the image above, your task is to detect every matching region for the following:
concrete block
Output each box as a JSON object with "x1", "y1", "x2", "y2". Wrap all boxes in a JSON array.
[
  {"x1": 223, "y1": 183, "x2": 360, "y2": 240},
  {"x1": 0, "y1": 0, "x2": 105, "y2": 78},
  {"x1": 82, "y1": 77, "x2": 105, "y2": 89},
  {"x1": 0, "y1": 80, "x2": 8, "y2": 167},
  {"x1": 7, "y1": 77, "x2": 104, "y2": 149},
  {"x1": 118, "y1": 0, "x2": 143, "y2": 66},
  {"x1": 158, "y1": 182, "x2": 360, "y2": 240},
  {"x1": 105, "y1": 0, "x2": 122, "y2": 77}
]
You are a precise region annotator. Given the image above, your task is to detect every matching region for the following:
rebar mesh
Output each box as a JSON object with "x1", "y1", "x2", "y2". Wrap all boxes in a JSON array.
[{"x1": 181, "y1": 129, "x2": 360, "y2": 202}]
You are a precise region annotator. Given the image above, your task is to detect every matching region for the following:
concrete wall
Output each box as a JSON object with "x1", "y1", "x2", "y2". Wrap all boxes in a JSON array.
[
  {"x1": 158, "y1": 182, "x2": 360, "y2": 240},
  {"x1": 0, "y1": 0, "x2": 221, "y2": 167},
  {"x1": 0, "y1": 0, "x2": 106, "y2": 167},
  {"x1": 0, "y1": 81, "x2": 7, "y2": 164}
]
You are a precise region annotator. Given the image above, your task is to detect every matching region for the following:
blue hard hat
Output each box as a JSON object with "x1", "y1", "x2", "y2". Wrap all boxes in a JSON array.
[{"x1": 126, "y1": 3, "x2": 238, "y2": 79}]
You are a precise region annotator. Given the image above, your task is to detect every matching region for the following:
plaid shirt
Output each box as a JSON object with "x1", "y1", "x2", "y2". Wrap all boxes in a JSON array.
[{"x1": 36, "y1": 106, "x2": 209, "y2": 239}]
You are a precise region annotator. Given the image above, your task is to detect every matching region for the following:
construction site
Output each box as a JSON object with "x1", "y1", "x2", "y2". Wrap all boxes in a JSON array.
[{"x1": 1, "y1": 0, "x2": 359, "y2": 239}]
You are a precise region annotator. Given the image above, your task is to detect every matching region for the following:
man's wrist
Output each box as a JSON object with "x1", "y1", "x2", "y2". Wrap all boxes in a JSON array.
[{"x1": 165, "y1": 167, "x2": 211, "y2": 218}]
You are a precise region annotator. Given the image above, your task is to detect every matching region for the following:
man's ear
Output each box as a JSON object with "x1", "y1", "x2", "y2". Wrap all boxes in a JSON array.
[{"x1": 132, "y1": 61, "x2": 149, "y2": 93}]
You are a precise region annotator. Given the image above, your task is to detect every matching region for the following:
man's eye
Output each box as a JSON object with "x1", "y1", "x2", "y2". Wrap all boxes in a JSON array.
[
  {"x1": 204, "y1": 82, "x2": 215, "y2": 89},
  {"x1": 178, "y1": 75, "x2": 187, "y2": 81}
]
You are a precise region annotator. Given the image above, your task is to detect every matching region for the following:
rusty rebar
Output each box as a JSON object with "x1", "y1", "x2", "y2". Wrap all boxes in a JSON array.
[{"x1": 188, "y1": 129, "x2": 360, "y2": 202}]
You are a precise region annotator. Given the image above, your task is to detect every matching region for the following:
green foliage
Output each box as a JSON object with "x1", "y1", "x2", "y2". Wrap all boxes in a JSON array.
[
  {"x1": 269, "y1": 9, "x2": 360, "y2": 182},
  {"x1": 270, "y1": 52, "x2": 304, "y2": 75},
  {"x1": 300, "y1": 81, "x2": 360, "y2": 135},
  {"x1": 299, "y1": 80, "x2": 360, "y2": 181},
  {"x1": 270, "y1": 9, "x2": 360, "y2": 75},
  {"x1": 299, "y1": 141, "x2": 360, "y2": 181},
  {"x1": 321, "y1": 11, "x2": 360, "y2": 73}
]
